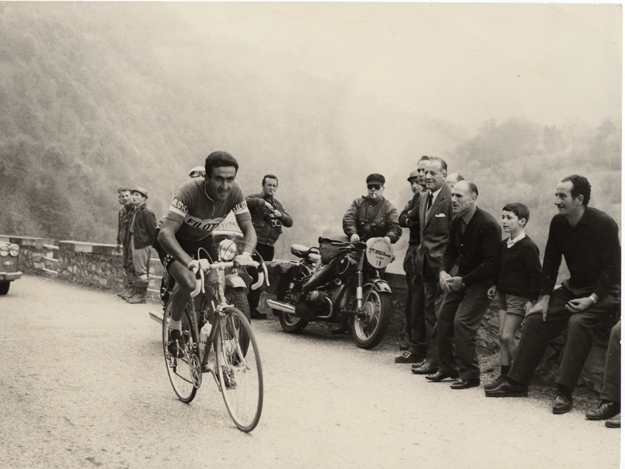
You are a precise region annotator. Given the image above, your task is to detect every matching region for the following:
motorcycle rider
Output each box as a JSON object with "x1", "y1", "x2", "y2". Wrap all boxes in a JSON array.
[
  {"x1": 323, "y1": 173, "x2": 401, "y2": 333},
  {"x1": 342, "y1": 173, "x2": 402, "y2": 246},
  {"x1": 246, "y1": 174, "x2": 293, "y2": 319}
]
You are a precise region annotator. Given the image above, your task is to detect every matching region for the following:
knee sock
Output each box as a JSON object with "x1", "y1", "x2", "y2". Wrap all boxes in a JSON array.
[
  {"x1": 168, "y1": 319, "x2": 182, "y2": 331},
  {"x1": 501, "y1": 365, "x2": 510, "y2": 377}
]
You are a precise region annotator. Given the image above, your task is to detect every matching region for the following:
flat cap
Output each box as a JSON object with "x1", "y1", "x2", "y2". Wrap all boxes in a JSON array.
[{"x1": 366, "y1": 173, "x2": 385, "y2": 185}]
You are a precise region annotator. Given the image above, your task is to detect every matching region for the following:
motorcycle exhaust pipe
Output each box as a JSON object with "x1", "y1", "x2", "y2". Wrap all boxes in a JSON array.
[{"x1": 265, "y1": 299, "x2": 296, "y2": 314}]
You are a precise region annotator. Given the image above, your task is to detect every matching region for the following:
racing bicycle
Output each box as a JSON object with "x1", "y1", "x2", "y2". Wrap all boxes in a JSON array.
[{"x1": 161, "y1": 239, "x2": 267, "y2": 432}]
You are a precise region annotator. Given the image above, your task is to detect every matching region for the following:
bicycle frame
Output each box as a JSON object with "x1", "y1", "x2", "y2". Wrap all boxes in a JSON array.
[{"x1": 191, "y1": 258, "x2": 264, "y2": 382}]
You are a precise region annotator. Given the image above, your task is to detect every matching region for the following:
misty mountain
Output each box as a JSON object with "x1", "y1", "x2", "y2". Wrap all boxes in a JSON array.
[{"x1": 0, "y1": 3, "x2": 620, "y2": 273}]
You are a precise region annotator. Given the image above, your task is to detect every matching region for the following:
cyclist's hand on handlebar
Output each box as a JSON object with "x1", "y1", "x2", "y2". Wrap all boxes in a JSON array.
[
  {"x1": 350, "y1": 234, "x2": 360, "y2": 243},
  {"x1": 187, "y1": 259, "x2": 200, "y2": 273},
  {"x1": 233, "y1": 252, "x2": 255, "y2": 267}
]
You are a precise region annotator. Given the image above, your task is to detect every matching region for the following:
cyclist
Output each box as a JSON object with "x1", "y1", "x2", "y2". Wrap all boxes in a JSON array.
[{"x1": 155, "y1": 151, "x2": 257, "y2": 356}]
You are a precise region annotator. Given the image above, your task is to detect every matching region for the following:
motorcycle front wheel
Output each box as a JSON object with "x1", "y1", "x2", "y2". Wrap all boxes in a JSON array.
[{"x1": 351, "y1": 287, "x2": 391, "y2": 349}]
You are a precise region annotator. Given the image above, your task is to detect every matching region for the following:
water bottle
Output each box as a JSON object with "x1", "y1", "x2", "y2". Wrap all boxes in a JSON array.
[{"x1": 199, "y1": 322, "x2": 212, "y2": 358}]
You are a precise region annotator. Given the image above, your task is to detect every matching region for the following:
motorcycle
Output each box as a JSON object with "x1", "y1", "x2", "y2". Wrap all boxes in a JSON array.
[{"x1": 266, "y1": 237, "x2": 394, "y2": 349}]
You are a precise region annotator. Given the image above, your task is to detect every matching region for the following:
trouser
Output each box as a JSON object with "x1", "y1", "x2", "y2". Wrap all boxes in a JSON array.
[
  {"x1": 131, "y1": 243, "x2": 152, "y2": 287},
  {"x1": 249, "y1": 243, "x2": 274, "y2": 310},
  {"x1": 436, "y1": 283, "x2": 490, "y2": 381},
  {"x1": 601, "y1": 321, "x2": 621, "y2": 402},
  {"x1": 404, "y1": 244, "x2": 425, "y2": 348},
  {"x1": 412, "y1": 258, "x2": 444, "y2": 362},
  {"x1": 122, "y1": 242, "x2": 135, "y2": 284},
  {"x1": 508, "y1": 282, "x2": 620, "y2": 390}
]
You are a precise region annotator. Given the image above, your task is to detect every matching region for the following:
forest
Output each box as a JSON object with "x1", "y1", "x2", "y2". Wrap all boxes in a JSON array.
[{"x1": 0, "y1": 3, "x2": 620, "y2": 273}]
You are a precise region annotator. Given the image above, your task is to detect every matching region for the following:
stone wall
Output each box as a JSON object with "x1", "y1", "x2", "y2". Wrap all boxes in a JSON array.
[{"x1": 3, "y1": 234, "x2": 617, "y2": 393}]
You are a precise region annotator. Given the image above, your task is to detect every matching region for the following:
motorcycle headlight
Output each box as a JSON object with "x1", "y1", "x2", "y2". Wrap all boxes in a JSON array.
[
  {"x1": 0, "y1": 245, "x2": 8, "y2": 257},
  {"x1": 9, "y1": 244, "x2": 20, "y2": 257},
  {"x1": 218, "y1": 239, "x2": 237, "y2": 262}
]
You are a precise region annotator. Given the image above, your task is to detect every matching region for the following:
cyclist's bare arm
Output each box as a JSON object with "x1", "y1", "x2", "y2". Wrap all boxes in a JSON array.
[
  {"x1": 235, "y1": 215, "x2": 257, "y2": 261},
  {"x1": 158, "y1": 218, "x2": 194, "y2": 270}
]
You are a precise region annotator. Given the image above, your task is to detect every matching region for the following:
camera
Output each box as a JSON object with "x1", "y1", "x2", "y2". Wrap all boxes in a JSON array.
[{"x1": 265, "y1": 212, "x2": 281, "y2": 227}]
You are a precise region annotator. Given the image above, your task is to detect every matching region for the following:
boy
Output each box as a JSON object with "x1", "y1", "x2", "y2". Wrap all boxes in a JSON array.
[{"x1": 484, "y1": 202, "x2": 541, "y2": 390}]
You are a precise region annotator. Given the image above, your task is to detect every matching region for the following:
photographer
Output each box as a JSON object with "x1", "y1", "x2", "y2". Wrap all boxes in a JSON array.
[{"x1": 246, "y1": 174, "x2": 293, "y2": 319}]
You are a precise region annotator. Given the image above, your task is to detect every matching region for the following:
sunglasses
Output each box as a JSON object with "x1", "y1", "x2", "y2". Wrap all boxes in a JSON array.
[{"x1": 367, "y1": 184, "x2": 382, "y2": 191}]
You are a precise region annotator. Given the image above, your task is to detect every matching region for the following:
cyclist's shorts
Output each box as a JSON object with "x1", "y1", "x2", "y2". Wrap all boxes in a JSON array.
[{"x1": 153, "y1": 229, "x2": 219, "y2": 273}]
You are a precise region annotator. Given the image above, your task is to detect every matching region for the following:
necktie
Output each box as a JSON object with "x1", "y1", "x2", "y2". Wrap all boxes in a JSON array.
[{"x1": 426, "y1": 192, "x2": 433, "y2": 211}]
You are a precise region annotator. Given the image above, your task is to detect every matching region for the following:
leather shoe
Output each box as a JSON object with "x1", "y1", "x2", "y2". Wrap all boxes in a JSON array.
[
  {"x1": 411, "y1": 361, "x2": 438, "y2": 375},
  {"x1": 425, "y1": 370, "x2": 459, "y2": 382},
  {"x1": 606, "y1": 414, "x2": 621, "y2": 428},
  {"x1": 450, "y1": 378, "x2": 480, "y2": 390},
  {"x1": 484, "y1": 380, "x2": 528, "y2": 397},
  {"x1": 552, "y1": 393, "x2": 573, "y2": 414},
  {"x1": 586, "y1": 401, "x2": 620, "y2": 421},
  {"x1": 395, "y1": 352, "x2": 425, "y2": 364},
  {"x1": 399, "y1": 343, "x2": 409, "y2": 351},
  {"x1": 483, "y1": 374, "x2": 507, "y2": 390}
]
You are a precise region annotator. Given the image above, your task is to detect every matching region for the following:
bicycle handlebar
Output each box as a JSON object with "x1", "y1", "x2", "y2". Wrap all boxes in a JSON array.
[{"x1": 190, "y1": 258, "x2": 268, "y2": 298}]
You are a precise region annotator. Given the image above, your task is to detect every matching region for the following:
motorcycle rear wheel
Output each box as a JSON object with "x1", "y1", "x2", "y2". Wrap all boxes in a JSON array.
[
  {"x1": 278, "y1": 311, "x2": 308, "y2": 333},
  {"x1": 351, "y1": 287, "x2": 391, "y2": 349}
]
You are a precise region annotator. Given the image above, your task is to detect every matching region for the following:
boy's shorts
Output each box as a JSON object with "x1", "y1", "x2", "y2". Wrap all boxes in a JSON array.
[{"x1": 491, "y1": 291, "x2": 530, "y2": 317}]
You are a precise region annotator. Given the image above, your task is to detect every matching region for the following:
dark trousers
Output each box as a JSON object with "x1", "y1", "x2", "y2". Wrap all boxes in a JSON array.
[
  {"x1": 404, "y1": 244, "x2": 425, "y2": 351},
  {"x1": 436, "y1": 283, "x2": 490, "y2": 380},
  {"x1": 508, "y1": 282, "x2": 620, "y2": 390},
  {"x1": 411, "y1": 257, "x2": 442, "y2": 359},
  {"x1": 601, "y1": 320, "x2": 621, "y2": 402},
  {"x1": 249, "y1": 243, "x2": 274, "y2": 311}
]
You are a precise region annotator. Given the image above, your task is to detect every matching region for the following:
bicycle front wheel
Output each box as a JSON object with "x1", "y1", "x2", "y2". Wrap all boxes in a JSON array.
[
  {"x1": 162, "y1": 301, "x2": 200, "y2": 403},
  {"x1": 217, "y1": 307, "x2": 263, "y2": 432}
]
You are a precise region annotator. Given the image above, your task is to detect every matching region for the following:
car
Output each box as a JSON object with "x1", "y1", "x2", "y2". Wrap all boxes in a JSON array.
[{"x1": 0, "y1": 242, "x2": 22, "y2": 295}]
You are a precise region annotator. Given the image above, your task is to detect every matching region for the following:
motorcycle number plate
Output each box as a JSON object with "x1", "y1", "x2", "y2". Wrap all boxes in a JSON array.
[{"x1": 365, "y1": 238, "x2": 393, "y2": 269}]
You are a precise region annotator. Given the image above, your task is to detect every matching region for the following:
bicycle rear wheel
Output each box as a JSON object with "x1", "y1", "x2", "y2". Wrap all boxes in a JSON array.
[
  {"x1": 217, "y1": 307, "x2": 263, "y2": 432},
  {"x1": 162, "y1": 301, "x2": 200, "y2": 403}
]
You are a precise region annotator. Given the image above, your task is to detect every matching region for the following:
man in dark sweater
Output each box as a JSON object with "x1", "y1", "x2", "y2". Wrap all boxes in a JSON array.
[
  {"x1": 395, "y1": 157, "x2": 429, "y2": 360},
  {"x1": 424, "y1": 180, "x2": 501, "y2": 389},
  {"x1": 246, "y1": 174, "x2": 293, "y2": 319},
  {"x1": 486, "y1": 175, "x2": 621, "y2": 415}
]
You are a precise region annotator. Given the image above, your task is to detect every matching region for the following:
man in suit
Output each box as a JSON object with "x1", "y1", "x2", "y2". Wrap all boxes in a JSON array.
[
  {"x1": 424, "y1": 180, "x2": 501, "y2": 389},
  {"x1": 405, "y1": 157, "x2": 454, "y2": 370},
  {"x1": 486, "y1": 175, "x2": 620, "y2": 414}
]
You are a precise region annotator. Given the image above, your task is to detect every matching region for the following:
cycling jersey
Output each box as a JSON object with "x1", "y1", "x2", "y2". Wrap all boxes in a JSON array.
[{"x1": 164, "y1": 178, "x2": 251, "y2": 244}]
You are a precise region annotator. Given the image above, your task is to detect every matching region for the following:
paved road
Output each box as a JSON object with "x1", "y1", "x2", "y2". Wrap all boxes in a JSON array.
[{"x1": 0, "y1": 276, "x2": 620, "y2": 468}]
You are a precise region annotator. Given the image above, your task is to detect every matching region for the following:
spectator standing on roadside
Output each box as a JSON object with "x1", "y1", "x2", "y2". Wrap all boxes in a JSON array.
[
  {"x1": 126, "y1": 187, "x2": 157, "y2": 304},
  {"x1": 116, "y1": 187, "x2": 136, "y2": 300},
  {"x1": 246, "y1": 174, "x2": 293, "y2": 319},
  {"x1": 483, "y1": 203, "x2": 541, "y2": 391},
  {"x1": 424, "y1": 180, "x2": 501, "y2": 389},
  {"x1": 409, "y1": 157, "x2": 455, "y2": 373},
  {"x1": 395, "y1": 156, "x2": 429, "y2": 358}
]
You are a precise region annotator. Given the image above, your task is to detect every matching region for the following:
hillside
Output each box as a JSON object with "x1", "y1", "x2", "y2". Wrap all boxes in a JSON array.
[{"x1": 0, "y1": 3, "x2": 620, "y2": 272}]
